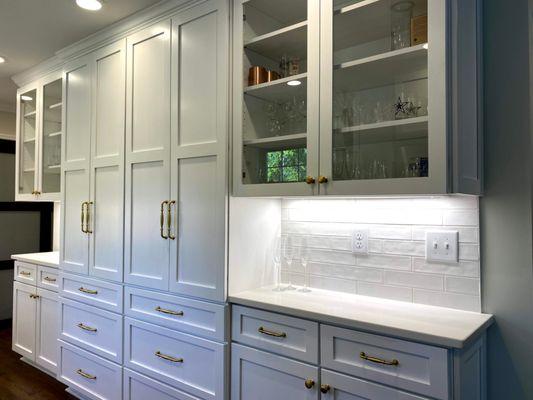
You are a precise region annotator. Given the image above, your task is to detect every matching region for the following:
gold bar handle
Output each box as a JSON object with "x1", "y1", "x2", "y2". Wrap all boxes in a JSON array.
[
  {"x1": 258, "y1": 326, "x2": 287, "y2": 338},
  {"x1": 155, "y1": 306, "x2": 183, "y2": 316},
  {"x1": 155, "y1": 351, "x2": 183, "y2": 363},
  {"x1": 81, "y1": 201, "x2": 88, "y2": 233},
  {"x1": 167, "y1": 200, "x2": 176, "y2": 240},
  {"x1": 77, "y1": 323, "x2": 97, "y2": 332},
  {"x1": 359, "y1": 352, "x2": 399, "y2": 366},
  {"x1": 76, "y1": 369, "x2": 97, "y2": 380},
  {"x1": 160, "y1": 200, "x2": 169, "y2": 239},
  {"x1": 79, "y1": 287, "x2": 98, "y2": 295},
  {"x1": 44, "y1": 276, "x2": 56, "y2": 282},
  {"x1": 86, "y1": 201, "x2": 93, "y2": 234},
  {"x1": 19, "y1": 271, "x2": 31, "y2": 276}
]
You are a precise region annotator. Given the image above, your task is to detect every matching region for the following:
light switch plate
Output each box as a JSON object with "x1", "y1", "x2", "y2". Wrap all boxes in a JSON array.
[
  {"x1": 352, "y1": 229, "x2": 369, "y2": 254},
  {"x1": 425, "y1": 230, "x2": 459, "y2": 263}
]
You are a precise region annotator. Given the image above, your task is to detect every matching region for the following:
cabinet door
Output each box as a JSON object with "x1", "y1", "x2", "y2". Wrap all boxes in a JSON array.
[
  {"x1": 231, "y1": 343, "x2": 319, "y2": 400},
  {"x1": 61, "y1": 56, "x2": 92, "y2": 274},
  {"x1": 232, "y1": 0, "x2": 320, "y2": 196},
  {"x1": 124, "y1": 21, "x2": 171, "y2": 290},
  {"x1": 89, "y1": 40, "x2": 126, "y2": 282},
  {"x1": 320, "y1": 369, "x2": 428, "y2": 400},
  {"x1": 12, "y1": 281, "x2": 37, "y2": 360},
  {"x1": 169, "y1": 0, "x2": 228, "y2": 301},
  {"x1": 35, "y1": 287, "x2": 59, "y2": 373},
  {"x1": 319, "y1": 0, "x2": 446, "y2": 195}
]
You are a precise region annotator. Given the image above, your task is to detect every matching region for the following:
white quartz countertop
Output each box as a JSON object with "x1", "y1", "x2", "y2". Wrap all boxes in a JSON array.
[
  {"x1": 229, "y1": 286, "x2": 494, "y2": 348},
  {"x1": 11, "y1": 251, "x2": 59, "y2": 268}
]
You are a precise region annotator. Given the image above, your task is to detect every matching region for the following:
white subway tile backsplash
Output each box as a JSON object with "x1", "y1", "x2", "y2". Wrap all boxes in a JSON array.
[{"x1": 281, "y1": 196, "x2": 480, "y2": 312}]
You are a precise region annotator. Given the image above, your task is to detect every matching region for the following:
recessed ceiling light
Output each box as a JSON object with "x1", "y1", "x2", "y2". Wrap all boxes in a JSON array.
[
  {"x1": 21, "y1": 95, "x2": 33, "y2": 101},
  {"x1": 0, "y1": 56, "x2": 5, "y2": 64},
  {"x1": 287, "y1": 80, "x2": 302, "y2": 87},
  {"x1": 76, "y1": 0, "x2": 102, "y2": 11}
]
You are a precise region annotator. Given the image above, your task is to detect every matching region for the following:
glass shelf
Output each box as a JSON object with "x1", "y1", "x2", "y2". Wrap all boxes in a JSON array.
[
  {"x1": 18, "y1": 88, "x2": 37, "y2": 195},
  {"x1": 41, "y1": 78, "x2": 62, "y2": 194}
]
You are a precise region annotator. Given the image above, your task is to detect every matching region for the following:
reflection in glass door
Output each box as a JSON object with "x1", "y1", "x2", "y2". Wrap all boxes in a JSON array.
[{"x1": 18, "y1": 89, "x2": 37, "y2": 195}]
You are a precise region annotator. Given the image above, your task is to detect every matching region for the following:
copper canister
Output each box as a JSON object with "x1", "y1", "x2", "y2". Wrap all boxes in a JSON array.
[
  {"x1": 267, "y1": 70, "x2": 280, "y2": 82},
  {"x1": 248, "y1": 66, "x2": 268, "y2": 86}
]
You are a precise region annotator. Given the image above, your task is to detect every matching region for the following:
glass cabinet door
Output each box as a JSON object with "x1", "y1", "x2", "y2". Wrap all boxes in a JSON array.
[
  {"x1": 40, "y1": 78, "x2": 62, "y2": 194},
  {"x1": 18, "y1": 88, "x2": 38, "y2": 195},
  {"x1": 320, "y1": 0, "x2": 445, "y2": 194},
  {"x1": 235, "y1": 0, "x2": 319, "y2": 195}
]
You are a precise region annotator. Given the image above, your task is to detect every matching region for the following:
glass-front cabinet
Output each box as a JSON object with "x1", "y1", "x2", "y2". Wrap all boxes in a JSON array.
[
  {"x1": 233, "y1": 0, "x2": 482, "y2": 196},
  {"x1": 16, "y1": 72, "x2": 62, "y2": 201}
]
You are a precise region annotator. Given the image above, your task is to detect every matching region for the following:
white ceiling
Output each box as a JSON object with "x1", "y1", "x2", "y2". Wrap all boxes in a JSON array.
[{"x1": 0, "y1": 0, "x2": 161, "y2": 111}]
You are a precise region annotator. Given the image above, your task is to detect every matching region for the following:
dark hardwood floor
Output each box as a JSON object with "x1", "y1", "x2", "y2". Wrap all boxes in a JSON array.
[{"x1": 0, "y1": 320, "x2": 75, "y2": 400}]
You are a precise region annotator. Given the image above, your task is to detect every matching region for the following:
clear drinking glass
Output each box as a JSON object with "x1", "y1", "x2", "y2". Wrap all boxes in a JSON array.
[
  {"x1": 272, "y1": 236, "x2": 283, "y2": 291},
  {"x1": 391, "y1": 1, "x2": 414, "y2": 51},
  {"x1": 298, "y1": 236, "x2": 311, "y2": 292},
  {"x1": 282, "y1": 236, "x2": 296, "y2": 290}
]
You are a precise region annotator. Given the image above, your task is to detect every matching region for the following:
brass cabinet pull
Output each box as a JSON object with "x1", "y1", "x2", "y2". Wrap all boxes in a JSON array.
[
  {"x1": 78, "y1": 287, "x2": 98, "y2": 295},
  {"x1": 77, "y1": 323, "x2": 97, "y2": 332},
  {"x1": 167, "y1": 200, "x2": 176, "y2": 240},
  {"x1": 155, "y1": 351, "x2": 183, "y2": 363},
  {"x1": 318, "y1": 176, "x2": 328, "y2": 184},
  {"x1": 359, "y1": 352, "x2": 399, "y2": 366},
  {"x1": 81, "y1": 201, "x2": 88, "y2": 233},
  {"x1": 86, "y1": 201, "x2": 93, "y2": 234},
  {"x1": 44, "y1": 276, "x2": 56, "y2": 282},
  {"x1": 19, "y1": 271, "x2": 31, "y2": 276},
  {"x1": 155, "y1": 306, "x2": 183, "y2": 316},
  {"x1": 304, "y1": 379, "x2": 315, "y2": 389},
  {"x1": 258, "y1": 326, "x2": 286, "y2": 338},
  {"x1": 76, "y1": 369, "x2": 96, "y2": 380},
  {"x1": 29, "y1": 294, "x2": 39, "y2": 299},
  {"x1": 160, "y1": 200, "x2": 169, "y2": 239},
  {"x1": 305, "y1": 176, "x2": 316, "y2": 184},
  {"x1": 320, "y1": 384, "x2": 331, "y2": 394}
]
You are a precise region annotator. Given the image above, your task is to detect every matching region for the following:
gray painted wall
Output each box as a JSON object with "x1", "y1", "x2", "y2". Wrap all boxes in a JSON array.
[{"x1": 481, "y1": 0, "x2": 533, "y2": 398}]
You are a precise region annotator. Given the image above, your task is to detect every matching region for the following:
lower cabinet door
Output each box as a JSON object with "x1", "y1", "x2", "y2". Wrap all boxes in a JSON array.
[
  {"x1": 12, "y1": 281, "x2": 37, "y2": 360},
  {"x1": 231, "y1": 343, "x2": 319, "y2": 400},
  {"x1": 320, "y1": 369, "x2": 428, "y2": 400},
  {"x1": 58, "y1": 340, "x2": 122, "y2": 400},
  {"x1": 35, "y1": 287, "x2": 59, "y2": 373},
  {"x1": 124, "y1": 368, "x2": 202, "y2": 400}
]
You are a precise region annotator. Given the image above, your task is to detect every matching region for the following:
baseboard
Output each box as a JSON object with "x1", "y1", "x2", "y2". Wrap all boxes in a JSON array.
[{"x1": 66, "y1": 387, "x2": 91, "y2": 400}]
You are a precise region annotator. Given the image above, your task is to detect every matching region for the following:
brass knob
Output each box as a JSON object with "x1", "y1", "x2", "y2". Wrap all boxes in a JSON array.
[
  {"x1": 320, "y1": 384, "x2": 331, "y2": 394},
  {"x1": 305, "y1": 176, "x2": 315, "y2": 184},
  {"x1": 304, "y1": 379, "x2": 315, "y2": 389},
  {"x1": 318, "y1": 176, "x2": 328, "y2": 184}
]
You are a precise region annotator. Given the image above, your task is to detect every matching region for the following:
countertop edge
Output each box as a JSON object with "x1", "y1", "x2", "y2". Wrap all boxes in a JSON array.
[
  {"x1": 11, "y1": 252, "x2": 59, "y2": 269},
  {"x1": 228, "y1": 295, "x2": 494, "y2": 349}
]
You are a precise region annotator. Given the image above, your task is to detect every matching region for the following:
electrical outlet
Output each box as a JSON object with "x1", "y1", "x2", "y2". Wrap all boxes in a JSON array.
[
  {"x1": 352, "y1": 229, "x2": 369, "y2": 254},
  {"x1": 425, "y1": 231, "x2": 459, "y2": 263}
]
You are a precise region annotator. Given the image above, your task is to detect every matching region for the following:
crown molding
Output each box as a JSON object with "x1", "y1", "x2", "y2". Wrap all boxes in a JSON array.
[
  {"x1": 0, "y1": 133, "x2": 15, "y2": 141},
  {"x1": 12, "y1": 0, "x2": 204, "y2": 88}
]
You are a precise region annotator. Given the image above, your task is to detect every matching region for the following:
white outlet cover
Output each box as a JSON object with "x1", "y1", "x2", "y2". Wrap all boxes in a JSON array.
[
  {"x1": 425, "y1": 230, "x2": 459, "y2": 263},
  {"x1": 352, "y1": 229, "x2": 369, "y2": 254}
]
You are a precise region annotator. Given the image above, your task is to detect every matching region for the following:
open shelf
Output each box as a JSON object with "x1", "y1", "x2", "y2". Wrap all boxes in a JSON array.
[
  {"x1": 245, "y1": 73, "x2": 307, "y2": 102},
  {"x1": 335, "y1": 115, "x2": 429, "y2": 134},
  {"x1": 333, "y1": 45, "x2": 427, "y2": 92},
  {"x1": 244, "y1": 132, "x2": 306, "y2": 150},
  {"x1": 245, "y1": 21, "x2": 307, "y2": 61}
]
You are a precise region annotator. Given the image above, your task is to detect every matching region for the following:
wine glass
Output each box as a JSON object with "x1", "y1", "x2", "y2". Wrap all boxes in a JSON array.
[
  {"x1": 282, "y1": 235, "x2": 296, "y2": 290},
  {"x1": 272, "y1": 236, "x2": 283, "y2": 291},
  {"x1": 298, "y1": 236, "x2": 311, "y2": 292}
]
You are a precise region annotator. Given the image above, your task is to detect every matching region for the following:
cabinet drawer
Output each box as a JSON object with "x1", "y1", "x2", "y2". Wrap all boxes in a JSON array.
[
  {"x1": 321, "y1": 369, "x2": 428, "y2": 400},
  {"x1": 14, "y1": 261, "x2": 37, "y2": 285},
  {"x1": 232, "y1": 305, "x2": 319, "y2": 364},
  {"x1": 125, "y1": 286, "x2": 227, "y2": 342},
  {"x1": 58, "y1": 340, "x2": 122, "y2": 400},
  {"x1": 321, "y1": 325, "x2": 449, "y2": 400},
  {"x1": 59, "y1": 272, "x2": 123, "y2": 313},
  {"x1": 37, "y1": 266, "x2": 59, "y2": 291},
  {"x1": 60, "y1": 298, "x2": 122, "y2": 363},
  {"x1": 231, "y1": 343, "x2": 319, "y2": 400},
  {"x1": 124, "y1": 368, "x2": 202, "y2": 400},
  {"x1": 124, "y1": 317, "x2": 226, "y2": 400}
]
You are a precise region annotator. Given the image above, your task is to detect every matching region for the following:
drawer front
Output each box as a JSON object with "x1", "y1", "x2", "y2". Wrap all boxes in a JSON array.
[
  {"x1": 124, "y1": 317, "x2": 226, "y2": 400},
  {"x1": 125, "y1": 286, "x2": 227, "y2": 342},
  {"x1": 14, "y1": 261, "x2": 37, "y2": 285},
  {"x1": 321, "y1": 369, "x2": 429, "y2": 400},
  {"x1": 232, "y1": 305, "x2": 319, "y2": 364},
  {"x1": 60, "y1": 298, "x2": 123, "y2": 363},
  {"x1": 231, "y1": 343, "x2": 319, "y2": 400},
  {"x1": 59, "y1": 272, "x2": 123, "y2": 313},
  {"x1": 58, "y1": 340, "x2": 122, "y2": 400},
  {"x1": 321, "y1": 325, "x2": 449, "y2": 399},
  {"x1": 37, "y1": 266, "x2": 59, "y2": 291},
  {"x1": 124, "y1": 368, "x2": 202, "y2": 400}
]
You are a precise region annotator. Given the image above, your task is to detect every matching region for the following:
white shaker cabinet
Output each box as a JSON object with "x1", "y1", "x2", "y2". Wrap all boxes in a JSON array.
[
  {"x1": 12, "y1": 281, "x2": 37, "y2": 360},
  {"x1": 61, "y1": 40, "x2": 126, "y2": 282}
]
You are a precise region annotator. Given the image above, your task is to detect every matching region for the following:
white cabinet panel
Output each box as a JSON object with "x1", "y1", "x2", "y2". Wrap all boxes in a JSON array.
[
  {"x1": 231, "y1": 343, "x2": 319, "y2": 400},
  {"x1": 14, "y1": 261, "x2": 37, "y2": 285},
  {"x1": 12, "y1": 281, "x2": 37, "y2": 360},
  {"x1": 37, "y1": 265, "x2": 59, "y2": 291},
  {"x1": 35, "y1": 287, "x2": 59, "y2": 373},
  {"x1": 124, "y1": 368, "x2": 202, "y2": 400}
]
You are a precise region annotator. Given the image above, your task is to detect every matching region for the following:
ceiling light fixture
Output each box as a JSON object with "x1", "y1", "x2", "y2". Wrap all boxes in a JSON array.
[
  {"x1": 287, "y1": 80, "x2": 302, "y2": 87},
  {"x1": 21, "y1": 95, "x2": 33, "y2": 101},
  {"x1": 0, "y1": 56, "x2": 5, "y2": 64},
  {"x1": 76, "y1": 0, "x2": 102, "y2": 11}
]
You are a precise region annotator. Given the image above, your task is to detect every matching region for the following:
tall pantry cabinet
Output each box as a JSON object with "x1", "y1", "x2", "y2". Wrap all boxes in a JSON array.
[{"x1": 58, "y1": 0, "x2": 229, "y2": 398}]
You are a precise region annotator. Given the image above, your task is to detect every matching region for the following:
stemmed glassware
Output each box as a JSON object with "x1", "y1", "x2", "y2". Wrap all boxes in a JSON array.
[
  {"x1": 282, "y1": 235, "x2": 296, "y2": 290},
  {"x1": 272, "y1": 236, "x2": 283, "y2": 291},
  {"x1": 298, "y1": 236, "x2": 311, "y2": 292}
]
